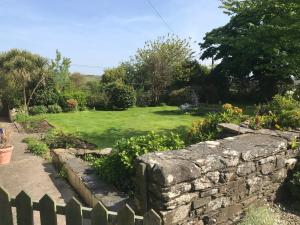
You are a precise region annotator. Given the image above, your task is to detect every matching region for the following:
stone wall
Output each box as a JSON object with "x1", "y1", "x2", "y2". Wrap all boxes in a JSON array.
[{"x1": 135, "y1": 128, "x2": 300, "y2": 225}]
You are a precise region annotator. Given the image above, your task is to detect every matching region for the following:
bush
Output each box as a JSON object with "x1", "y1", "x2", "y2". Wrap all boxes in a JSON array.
[
  {"x1": 188, "y1": 104, "x2": 244, "y2": 144},
  {"x1": 60, "y1": 91, "x2": 87, "y2": 111},
  {"x1": 86, "y1": 94, "x2": 108, "y2": 110},
  {"x1": 42, "y1": 130, "x2": 93, "y2": 149},
  {"x1": 28, "y1": 105, "x2": 48, "y2": 115},
  {"x1": 31, "y1": 78, "x2": 60, "y2": 106},
  {"x1": 238, "y1": 206, "x2": 277, "y2": 225},
  {"x1": 136, "y1": 90, "x2": 152, "y2": 107},
  {"x1": 249, "y1": 95, "x2": 300, "y2": 129},
  {"x1": 66, "y1": 99, "x2": 78, "y2": 111},
  {"x1": 105, "y1": 82, "x2": 136, "y2": 110},
  {"x1": 23, "y1": 137, "x2": 49, "y2": 156},
  {"x1": 47, "y1": 104, "x2": 62, "y2": 113},
  {"x1": 168, "y1": 87, "x2": 195, "y2": 106},
  {"x1": 91, "y1": 131, "x2": 184, "y2": 192}
]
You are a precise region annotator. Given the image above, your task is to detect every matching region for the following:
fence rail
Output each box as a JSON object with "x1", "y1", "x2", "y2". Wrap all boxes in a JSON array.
[{"x1": 0, "y1": 187, "x2": 162, "y2": 225}]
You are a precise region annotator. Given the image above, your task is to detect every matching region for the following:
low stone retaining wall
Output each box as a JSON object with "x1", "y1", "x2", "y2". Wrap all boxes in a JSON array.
[
  {"x1": 135, "y1": 128, "x2": 300, "y2": 225},
  {"x1": 51, "y1": 149, "x2": 130, "y2": 212}
]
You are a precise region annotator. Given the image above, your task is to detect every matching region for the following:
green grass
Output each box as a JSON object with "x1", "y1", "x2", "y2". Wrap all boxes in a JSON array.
[
  {"x1": 34, "y1": 104, "x2": 255, "y2": 148},
  {"x1": 35, "y1": 106, "x2": 205, "y2": 148}
]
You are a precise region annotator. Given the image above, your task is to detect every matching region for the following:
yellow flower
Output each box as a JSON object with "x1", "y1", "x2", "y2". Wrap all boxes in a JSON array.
[
  {"x1": 222, "y1": 103, "x2": 232, "y2": 110},
  {"x1": 233, "y1": 107, "x2": 243, "y2": 114}
]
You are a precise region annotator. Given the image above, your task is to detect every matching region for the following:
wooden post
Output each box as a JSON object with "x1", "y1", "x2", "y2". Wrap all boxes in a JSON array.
[
  {"x1": 39, "y1": 194, "x2": 58, "y2": 225},
  {"x1": 143, "y1": 210, "x2": 162, "y2": 225},
  {"x1": 91, "y1": 201, "x2": 108, "y2": 225},
  {"x1": 15, "y1": 191, "x2": 34, "y2": 225},
  {"x1": 0, "y1": 187, "x2": 13, "y2": 225},
  {"x1": 117, "y1": 204, "x2": 135, "y2": 225},
  {"x1": 66, "y1": 198, "x2": 83, "y2": 225},
  {"x1": 135, "y1": 163, "x2": 148, "y2": 214}
]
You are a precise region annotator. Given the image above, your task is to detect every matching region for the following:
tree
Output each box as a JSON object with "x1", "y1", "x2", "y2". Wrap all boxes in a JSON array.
[
  {"x1": 101, "y1": 65, "x2": 126, "y2": 84},
  {"x1": 0, "y1": 49, "x2": 49, "y2": 109},
  {"x1": 133, "y1": 35, "x2": 194, "y2": 104},
  {"x1": 104, "y1": 82, "x2": 135, "y2": 110},
  {"x1": 50, "y1": 50, "x2": 71, "y2": 92},
  {"x1": 200, "y1": 0, "x2": 300, "y2": 100},
  {"x1": 70, "y1": 72, "x2": 86, "y2": 89}
]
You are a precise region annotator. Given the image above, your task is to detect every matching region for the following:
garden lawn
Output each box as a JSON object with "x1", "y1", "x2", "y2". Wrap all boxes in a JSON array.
[{"x1": 38, "y1": 106, "x2": 205, "y2": 148}]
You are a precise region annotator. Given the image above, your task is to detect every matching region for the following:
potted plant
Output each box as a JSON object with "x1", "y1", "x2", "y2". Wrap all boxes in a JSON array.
[{"x1": 0, "y1": 128, "x2": 13, "y2": 165}]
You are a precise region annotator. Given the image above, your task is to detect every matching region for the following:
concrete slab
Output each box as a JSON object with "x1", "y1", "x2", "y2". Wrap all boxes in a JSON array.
[{"x1": 0, "y1": 121, "x2": 90, "y2": 225}]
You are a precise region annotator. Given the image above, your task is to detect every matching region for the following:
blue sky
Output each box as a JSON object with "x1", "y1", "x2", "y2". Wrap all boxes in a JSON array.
[{"x1": 0, "y1": 0, "x2": 229, "y2": 75}]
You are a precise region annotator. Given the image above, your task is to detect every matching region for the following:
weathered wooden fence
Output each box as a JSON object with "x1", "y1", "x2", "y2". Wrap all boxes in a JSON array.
[{"x1": 0, "y1": 187, "x2": 162, "y2": 225}]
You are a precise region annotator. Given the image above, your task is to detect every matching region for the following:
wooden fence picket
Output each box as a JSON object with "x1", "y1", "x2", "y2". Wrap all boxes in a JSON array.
[
  {"x1": 15, "y1": 191, "x2": 34, "y2": 225},
  {"x1": 0, "y1": 187, "x2": 163, "y2": 225},
  {"x1": 143, "y1": 209, "x2": 162, "y2": 225},
  {"x1": 65, "y1": 198, "x2": 83, "y2": 225},
  {"x1": 117, "y1": 204, "x2": 135, "y2": 225},
  {"x1": 91, "y1": 201, "x2": 108, "y2": 225},
  {"x1": 0, "y1": 187, "x2": 13, "y2": 225},
  {"x1": 39, "y1": 194, "x2": 57, "y2": 225}
]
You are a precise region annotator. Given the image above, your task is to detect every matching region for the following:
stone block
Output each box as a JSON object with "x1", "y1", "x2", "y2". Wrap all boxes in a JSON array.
[
  {"x1": 207, "y1": 197, "x2": 230, "y2": 211},
  {"x1": 165, "y1": 192, "x2": 198, "y2": 210},
  {"x1": 246, "y1": 177, "x2": 262, "y2": 194},
  {"x1": 286, "y1": 158, "x2": 298, "y2": 170},
  {"x1": 200, "y1": 189, "x2": 219, "y2": 198},
  {"x1": 192, "y1": 196, "x2": 211, "y2": 209},
  {"x1": 192, "y1": 176, "x2": 213, "y2": 191},
  {"x1": 237, "y1": 162, "x2": 256, "y2": 176},
  {"x1": 220, "y1": 150, "x2": 240, "y2": 167},
  {"x1": 215, "y1": 204, "x2": 243, "y2": 224},
  {"x1": 260, "y1": 162, "x2": 276, "y2": 175},
  {"x1": 276, "y1": 155, "x2": 286, "y2": 169},
  {"x1": 160, "y1": 204, "x2": 191, "y2": 225},
  {"x1": 271, "y1": 168, "x2": 287, "y2": 182}
]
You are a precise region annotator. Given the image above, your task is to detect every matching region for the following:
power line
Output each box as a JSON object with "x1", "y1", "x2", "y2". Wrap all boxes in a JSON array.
[{"x1": 145, "y1": 0, "x2": 175, "y2": 33}]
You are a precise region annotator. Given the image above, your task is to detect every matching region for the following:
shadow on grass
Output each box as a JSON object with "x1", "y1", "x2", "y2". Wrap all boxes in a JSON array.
[
  {"x1": 152, "y1": 109, "x2": 185, "y2": 116},
  {"x1": 152, "y1": 105, "x2": 223, "y2": 117},
  {"x1": 77, "y1": 126, "x2": 190, "y2": 149}
]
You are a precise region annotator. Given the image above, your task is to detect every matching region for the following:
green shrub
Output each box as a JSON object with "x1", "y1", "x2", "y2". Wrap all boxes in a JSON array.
[
  {"x1": 238, "y1": 206, "x2": 277, "y2": 225},
  {"x1": 47, "y1": 104, "x2": 62, "y2": 113},
  {"x1": 293, "y1": 85, "x2": 300, "y2": 101},
  {"x1": 31, "y1": 78, "x2": 60, "y2": 106},
  {"x1": 188, "y1": 104, "x2": 244, "y2": 144},
  {"x1": 28, "y1": 105, "x2": 48, "y2": 115},
  {"x1": 23, "y1": 137, "x2": 49, "y2": 156},
  {"x1": 249, "y1": 95, "x2": 300, "y2": 130},
  {"x1": 91, "y1": 131, "x2": 184, "y2": 192},
  {"x1": 42, "y1": 130, "x2": 90, "y2": 149},
  {"x1": 60, "y1": 91, "x2": 87, "y2": 110},
  {"x1": 136, "y1": 90, "x2": 152, "y2": 107},
  {"x1": 15, "y1": 112, "x2": 31, "y2": 123},
  {"x1": 105, "y1": 82, "x2": 136, "y2": 110},
  {"x1": 86, "y1": 94, "x2": 108, "y2": 110},
  {"x1": 168, "y1": 87, "x2": 194, "y2": 106},
  {"x1": 249, "y1": 114, "x2": 278, "y2": 130}
]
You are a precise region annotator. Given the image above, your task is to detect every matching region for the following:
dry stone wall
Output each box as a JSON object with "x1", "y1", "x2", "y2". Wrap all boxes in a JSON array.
[{"x1": 135, "y1": 129, "x2": 300, "y2": 225}]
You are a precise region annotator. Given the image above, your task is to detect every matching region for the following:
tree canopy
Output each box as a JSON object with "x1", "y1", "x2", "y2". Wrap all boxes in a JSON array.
[
  {"x1": 0, "y1": 49, "x2": 49, "y2": 109},
  {"x1": 200, "y1": 0, "x2": 300, "y2": 100},
  {"x1": 132, "y1": 35, "x2": 194, "y2": 104}
]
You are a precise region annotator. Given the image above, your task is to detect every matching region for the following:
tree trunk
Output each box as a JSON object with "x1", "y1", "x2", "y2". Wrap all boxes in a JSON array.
[
  {"x1": 23, "y1": 84, "x2": 27, "y2": 109},
  {"x1": 27, "y1": 76, "x2": 45, "y2": 107}
]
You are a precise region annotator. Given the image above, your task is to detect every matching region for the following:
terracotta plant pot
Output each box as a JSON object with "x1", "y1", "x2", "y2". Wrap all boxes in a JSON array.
[{"x1": 0, "y1": 146, "x2": 13, "y2": 165}]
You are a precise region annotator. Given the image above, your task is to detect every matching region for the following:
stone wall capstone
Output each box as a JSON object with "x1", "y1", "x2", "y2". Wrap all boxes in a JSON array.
[{"x1": 135, "y1": 128, "x2": 300, "y2": 225}]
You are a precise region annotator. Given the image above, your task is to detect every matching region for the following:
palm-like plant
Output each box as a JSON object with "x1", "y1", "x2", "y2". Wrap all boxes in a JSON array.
[{"x1": 0, "y1": 49, "x2": 49, "y2": 110}]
